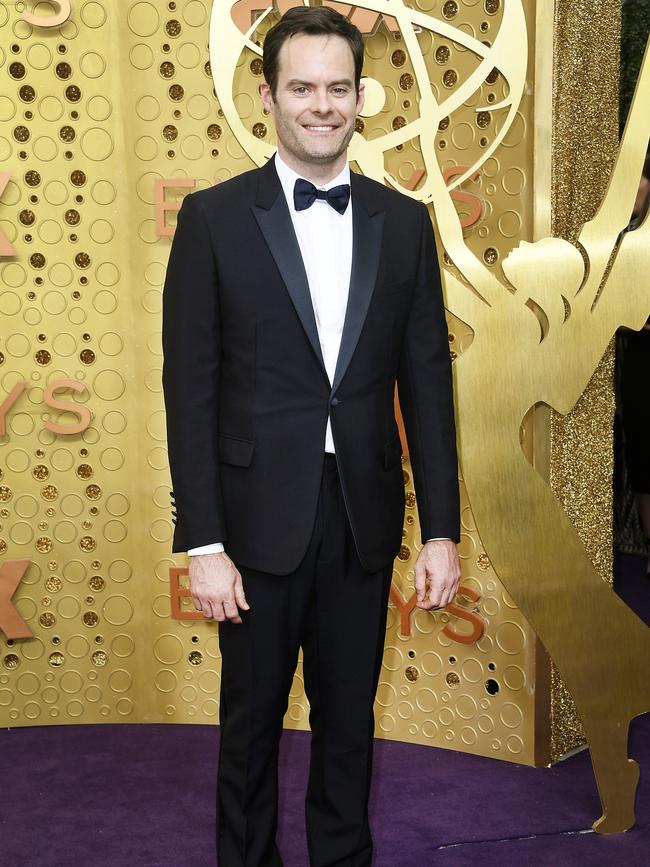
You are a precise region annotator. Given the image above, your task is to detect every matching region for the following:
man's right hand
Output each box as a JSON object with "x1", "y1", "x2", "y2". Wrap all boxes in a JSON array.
[{"x1": 188, "y1": 552, "x2": 250, "y2": 624}]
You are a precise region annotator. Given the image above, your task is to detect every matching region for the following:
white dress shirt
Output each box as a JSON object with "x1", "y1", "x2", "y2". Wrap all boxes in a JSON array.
[{"x1": 188, "y1": 152, "x2": 353, "y2": 556}]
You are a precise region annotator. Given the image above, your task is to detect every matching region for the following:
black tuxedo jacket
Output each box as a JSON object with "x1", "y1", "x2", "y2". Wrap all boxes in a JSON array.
[{"x1": 162, "y1": 158, "x2": 460, "y2": 575}]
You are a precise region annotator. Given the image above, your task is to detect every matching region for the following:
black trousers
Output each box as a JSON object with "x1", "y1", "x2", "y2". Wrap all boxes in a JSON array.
[{"x1": 217, "y1": 454, "x2": 393, "y2": 867}]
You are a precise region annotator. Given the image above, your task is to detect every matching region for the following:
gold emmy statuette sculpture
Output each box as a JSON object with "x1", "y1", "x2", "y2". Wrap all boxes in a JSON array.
[{"x1": 210, "y1": 0, "x2": 650, "y2": 833}]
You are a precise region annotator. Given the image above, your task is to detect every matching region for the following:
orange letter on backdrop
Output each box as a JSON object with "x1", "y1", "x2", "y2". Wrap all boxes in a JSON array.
[
  {"x1": 231, "y1": 0, "x2": 396, "y2": 35},
  {"x1": 22, "y1": 0, "x2": 71, "y2": 27},
  {"x1": 390, "y1": 583, "x2": 484, "y2": 642},
  {"x1": 443, "y1": 166, "x2": 482, "y2": 229},
  {"x1": 43, "y1": 379, "x2": 91, "y2": 435},
  {"x1": 442, "y1": 586, "x2": 485, "y2": 644},
  {"x1": 390, "y1": 584, "x2": 418, "y2": 637},
  {"x1": 170, "y1": 567, "x2": 205, "y2": 621},
  {"x1": 155, "y1": 178, "x2": 196, "y2": 237},
  {"x1": 0, "y1": 561, "x2": 33, "y2": 640},
  {"x1": 0, "y1": 172, "x2": 17, "y2": 256},
  {"x1": 0, "y1": 381, "x2": 27, "y2": 437}
]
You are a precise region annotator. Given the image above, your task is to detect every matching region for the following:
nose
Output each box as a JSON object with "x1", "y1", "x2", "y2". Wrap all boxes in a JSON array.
[{"x1": 311, "y1": 86, "x2": 333, "y2": 116}]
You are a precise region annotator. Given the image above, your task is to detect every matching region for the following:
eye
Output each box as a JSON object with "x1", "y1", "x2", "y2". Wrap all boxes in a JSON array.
[
  {"x1": 331, "y1": 86, "x2": 348, "y2": 96},
  {"x1": 293, "y1": 85, "x2": 309, "y2": 95}
]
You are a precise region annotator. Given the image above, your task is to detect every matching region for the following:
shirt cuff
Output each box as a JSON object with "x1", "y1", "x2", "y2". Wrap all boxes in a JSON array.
[
  {"x1": 425, "y1": 538, "x2": 451, "y2": 542},
  {"x1": 187, "y1": 542, "x2": 225, "y2": 556}
]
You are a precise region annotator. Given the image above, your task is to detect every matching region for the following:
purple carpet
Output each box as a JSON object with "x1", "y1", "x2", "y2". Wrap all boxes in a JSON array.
[{"x1": 1, "y1": 555, "x2": 648, "y2": 866}]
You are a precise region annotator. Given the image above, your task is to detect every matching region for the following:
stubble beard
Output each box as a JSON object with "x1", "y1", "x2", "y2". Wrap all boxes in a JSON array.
[{"x1": 274, "y1": 107, "x2": 355, "y2": 168}]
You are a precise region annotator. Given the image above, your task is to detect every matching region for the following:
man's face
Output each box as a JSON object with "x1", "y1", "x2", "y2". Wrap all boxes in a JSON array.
[{"x1": 260, "y1": 33, "x2": 364, "y2": 171}]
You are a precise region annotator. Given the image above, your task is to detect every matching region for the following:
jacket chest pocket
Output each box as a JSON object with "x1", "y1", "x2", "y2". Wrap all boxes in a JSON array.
[{"x1": 218, "y1": 433, "x2": 255, "y2": 467}]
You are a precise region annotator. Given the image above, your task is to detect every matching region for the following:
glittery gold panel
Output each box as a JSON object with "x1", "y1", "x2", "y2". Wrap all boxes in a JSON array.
[
  {"x1": 548, "y1": 0, "x2": 621, "y2": 762},
  {"x1": 0, "y1": 0, "x2": 548, "y2": 764}
]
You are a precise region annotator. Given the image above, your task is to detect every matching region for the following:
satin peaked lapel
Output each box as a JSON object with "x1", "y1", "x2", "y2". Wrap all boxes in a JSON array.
[
  {"x1": 252, "y1": 162, "x2": 326, "y2": 372},
  {"x1": 331, "y1": 185, "x2": 385, "y2": 395}
]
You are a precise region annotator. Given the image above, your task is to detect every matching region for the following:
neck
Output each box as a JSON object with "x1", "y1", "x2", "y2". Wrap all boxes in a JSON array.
[{"x1": 276, "y1": 145, "x2": 347, "y2": 185}]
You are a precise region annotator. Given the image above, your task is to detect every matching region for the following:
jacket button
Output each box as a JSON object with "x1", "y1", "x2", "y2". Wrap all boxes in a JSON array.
[{"x1": 330, "y1": 397, "x2": 340, "y2": 407}]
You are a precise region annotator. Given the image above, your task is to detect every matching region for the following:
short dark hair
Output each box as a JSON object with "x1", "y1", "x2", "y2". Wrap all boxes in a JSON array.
[{"x1": 262, "y1": 6, "x2": 364, "y2": 96}]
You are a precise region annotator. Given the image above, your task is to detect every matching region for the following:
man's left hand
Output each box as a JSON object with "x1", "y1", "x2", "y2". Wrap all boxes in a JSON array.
[{"x1": 414, "y1": 539, "x2": 461, "y2": 611}]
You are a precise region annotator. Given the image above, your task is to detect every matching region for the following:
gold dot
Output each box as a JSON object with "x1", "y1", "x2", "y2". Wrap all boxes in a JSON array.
[
  {"x1": 207, "y1": 123, "x2": 222, "y2": 140},
  {"x1": 391, "y1": 50, "x2": 406, "y2": 67},
  {"x1": 9, "y1": 62, "x2": 26, "y2": 79},
  {"x1": 405, "y1": 665, "x2": 419, "y2": 682},
  {"x1": 162, "y1": 124, "x2": 178, "y2": 141},
  {"x1": 165, "y1": 19, "x2": 181, "y2": 36},
  {"x1": 45, "y1": 575, "x2": 62, "y2": 592},
  {"x1": 70, "y1": 170, "x2": 86, "y2": 186},
  {"x1": 443, "y1": 1, "x2": 458, "y2": 18},
  {"x1": 159, "y1": 61, "x2": 175, "y2": 78},
  {"x1": 89, "y1": 575, "x2": 105, "y2": 591},
  {"x1": 397, "y1": 544, "x2": 411, "y2": 561},
  {"x1": 3, "y1": 653, "x2": 20, "y2": 669},
  {"x1": 435, "y1": 45, "x2": 450, "y2": 64},
  {"x1": 483, "y1": 247, "x2": 498, "y2": 264},
  {"x1": 252, "y1": 123, "x2": 267, "y2": 139},
  {"x1": 55, "y1": 62, "x2": 72, "y2": 79},
  {"x1": 77, "y1": 464, "x2": 93, "y2": 479},
  {"x1": 443, "y1": 70, "x2": 458, "y2": 88}
]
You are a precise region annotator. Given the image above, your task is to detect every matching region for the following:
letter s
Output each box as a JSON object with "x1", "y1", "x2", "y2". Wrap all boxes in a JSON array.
[{"x1": 43, "y1": 378, "x2": 91, "y2": 434}]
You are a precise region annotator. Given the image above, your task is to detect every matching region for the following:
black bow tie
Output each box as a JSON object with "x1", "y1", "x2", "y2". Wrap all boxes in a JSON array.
[{"x1": 293, "y1": 178, "x2": 350, "y2": 215}]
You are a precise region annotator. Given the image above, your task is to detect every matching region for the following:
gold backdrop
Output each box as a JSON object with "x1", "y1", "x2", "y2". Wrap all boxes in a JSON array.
[{"x1": 0, "y1": 0, "x2": 631, "y2": 779}]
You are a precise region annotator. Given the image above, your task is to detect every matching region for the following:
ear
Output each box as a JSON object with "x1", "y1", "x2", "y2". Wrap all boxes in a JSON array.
[
  {"x1": 259, "y1": 80, "x2": 274, "y2": 114},
  {"x1": 356, "y1": 81, "x2": 365, "y2": 116}
]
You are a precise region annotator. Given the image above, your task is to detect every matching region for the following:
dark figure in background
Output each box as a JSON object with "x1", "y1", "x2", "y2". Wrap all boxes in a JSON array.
[
  {"x1": 619, "y1": 148, "x2": 650, "y2": 572},
  {"x1": 162, "y1": 7, "x2": 461, "y2": 865}
]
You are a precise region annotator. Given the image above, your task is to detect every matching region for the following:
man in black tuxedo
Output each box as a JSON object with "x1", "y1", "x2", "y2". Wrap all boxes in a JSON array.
[{"x1": 162, "y1": 7, "x2": 460, "y2": 865}]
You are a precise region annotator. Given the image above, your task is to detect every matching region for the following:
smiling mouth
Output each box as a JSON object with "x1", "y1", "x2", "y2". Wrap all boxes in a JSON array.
[{"x1": 303, "y1": 124, "x2": 339, "y2": 132}]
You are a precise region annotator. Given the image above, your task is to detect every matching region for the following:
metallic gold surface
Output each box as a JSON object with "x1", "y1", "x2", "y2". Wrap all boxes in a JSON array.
[
  {"x1": 1, "y1": 2, "x2": 648, "y2": 834},
  {"x1": 547, "y1": 0, "x2": 623, "y2": 761}
]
